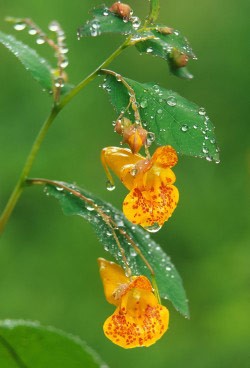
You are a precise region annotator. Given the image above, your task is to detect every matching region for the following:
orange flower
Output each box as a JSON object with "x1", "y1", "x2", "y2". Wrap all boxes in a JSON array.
[
  {"x1": 101, "y1": 145, "x2": 179, "y2": 230},
  {"x1": 98, "y1": 258, "x2": 169, "y2": 348}
]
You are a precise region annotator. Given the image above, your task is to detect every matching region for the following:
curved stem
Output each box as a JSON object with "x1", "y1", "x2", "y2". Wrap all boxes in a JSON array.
[
  {"x1": 0, "y1": 106, "x2": 59, "y2": 235},
  {"x1": 0, "y1": 38, "x2": 132, "y2": 235},
  {"x1": 146, "y1": 0, "x2": 160, "y2": 26}
]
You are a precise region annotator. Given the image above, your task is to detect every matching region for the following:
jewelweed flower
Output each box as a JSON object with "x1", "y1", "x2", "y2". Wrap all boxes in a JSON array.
[
  {"x1": 98, "y1": 258, "x2": 169, "y2": 348},
  {"x1": 101, "y1": 145, "x2": 179, "y2": 230}
]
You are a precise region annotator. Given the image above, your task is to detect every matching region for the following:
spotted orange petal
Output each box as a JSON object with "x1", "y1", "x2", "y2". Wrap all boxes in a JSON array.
[
  {"x1": 123, "y1": 177, "x2": 179, "y2": 227},
  {"x1": 103, "y1": 280, "x2": 169, "y2": 348}
]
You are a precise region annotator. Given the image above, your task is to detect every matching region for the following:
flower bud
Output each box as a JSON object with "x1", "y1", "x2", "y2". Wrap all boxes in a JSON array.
[
  {"x1": 123, "y1": 124, "x2": 147, "y2": 154},
  {"x1": 114, "y1": 117, "x2": 131, "y2": 135},
  {"x1": 171, "y1": 49, "x2": 189, "y2": 68},
  {"x1": 156, "y1": 26, "x2": 173, "y2": 35},
  {"x1": 109, "y1": 2, "x2": 132, "y2": 20}
]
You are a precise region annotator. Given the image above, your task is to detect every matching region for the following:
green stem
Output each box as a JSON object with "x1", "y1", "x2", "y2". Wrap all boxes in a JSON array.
[
  {"x1": 0, "y1": 106, "x2": 59, "y2": 235},
  {"x1": 0, "y1": 38, "x2": 132, "y2": 235},
  {"x1": 146, "y1": 0, "x2": 160, "y2": 25}
]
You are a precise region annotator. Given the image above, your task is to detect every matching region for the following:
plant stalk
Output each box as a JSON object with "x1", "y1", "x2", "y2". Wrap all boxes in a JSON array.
[
  {"x1": 0, "y1": 106, "x2": 59, "y2": 235},
  {"x1": 146, "y1": 0, "x2": 160, "y2": 25},
  {"x1": 0, "y1": 38, "x2": 132, "y2": 235}
]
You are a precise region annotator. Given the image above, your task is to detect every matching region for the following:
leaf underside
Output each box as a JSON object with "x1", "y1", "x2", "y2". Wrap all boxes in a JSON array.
[
  {"x1": 46, "y1": 182, "x2": 189, "y2": 317},
  {"x1": 0, "y1": 31, "x2": 73, "y2": 95},
  {"x1": 0, "y1": 320, "x2": 108, "y2": 368},
  {"x1": 135, "y1": 27, "x2": 196, "y2": 79},
  {"x1": 102, "y1": 74, "x2": 220, "y2": 162}
]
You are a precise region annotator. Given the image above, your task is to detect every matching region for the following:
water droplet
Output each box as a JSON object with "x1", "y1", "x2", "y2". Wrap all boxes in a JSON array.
[
  {"x1": 181, "y1": 124, "x2": 189, "y2": 132},
  {"x1": 202, "y1": 147, "x2": 209, "y2": 154},
  {"x1": 198, "y1": 107, "x2": 206, "y2": 116},
  {"x1": 28, "y1": 28, "x2": 38, "y2": 35},
  {"x1": 130, "y1": 248, "x2": 137, "y2": 257},
  {"x1": 144, "y1": 223, "x2": 162, "y2": 233},
  {"x1": 146, "y1": 47, "x2": 153, "y2": 53},
  {"x1": 140, "y1": 100, "x2": 148, "y2": 108},
  {"x1": 48, "y1": 21, "x2": 60, "y2": 32},
  {"x1": 14, "y1": 22, "x2": 26, "y2": 31},
  {"x1": 193, "y1": 124, "x2": 198, "y2": 129},
  {"x1": 146, "y1": 132, "x2": 155, "y2": 146},
  {"x1": 60, "y1": 59, "x2": 69, "y2": 69},
  {"x1": 210, "y1": 138, "x2": 216, "y2": 144},
  {"x1": 36, "y1": 36, "x2": 45, "y2": 45},
  {"x1": 56, "y1": 186, "x2": 64, "y2": 191},
  {"x1": 103, "y1": 9, "x2": 109, "y2": 16},
  {"x1": 132, "y1": 17, "x2": 141, "y2": 30},
  {"x1": 86, "y1": 204, "x2": 94, "y2": 211},
  {"x1": 106, "y1": 180, "x2": 115, "y2": 191},
  {"x1": 166, "y1": 96, "x2": 177, "y2": 106},
  {"x1": 166, "y1": 266, "x2": 172, "y2": 272},
  {"x1": 206, "y1": 155, "x2": 213, "y2": 162},
  {"x1": 152, "y1": 85, "x2": 160, "y2": 93},
  {"x1": 130, "y1": 168, "x2": 138, "y2": 176},
  {"x1": 157, "y1": 109, "x2": 163, "y2": 114},
  {"x1": 174, "y1": 30, "x2": 180, "y2": 36},
  {"x1": 54, "y1": 77, "x2": 65, "y2": 88}
]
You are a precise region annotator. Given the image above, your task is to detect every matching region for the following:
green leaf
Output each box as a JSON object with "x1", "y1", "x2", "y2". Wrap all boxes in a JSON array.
[
  {"x1": 0, "y1": 31, "x2": 73, "y2": 95},
  {"x1": 102, "y1": 74, "x2": 220, "y2": 162},
  {"x1": 0, "y1": 30, "x2": 53, "y2": 93},
  {"x1": 45, "y1": 181, "x2": 189, "y2": 317},
  {"x1": 0, "y1": 320, "x2": 108, "y2": 368},
  {"x1": 78, "y1": 5, "x2": 140, "y2": 37},
  {"x1": 135, "y1": 27, "x2": 196, "y2": 80}
]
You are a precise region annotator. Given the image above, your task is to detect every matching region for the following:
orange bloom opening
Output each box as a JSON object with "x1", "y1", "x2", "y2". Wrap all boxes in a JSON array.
[
  {"x1": 101, "y1": 145, "x2": 179, "y2": 230},
  {"x1": 98, "y1": 258, "x2": 169, "y2": 348}
]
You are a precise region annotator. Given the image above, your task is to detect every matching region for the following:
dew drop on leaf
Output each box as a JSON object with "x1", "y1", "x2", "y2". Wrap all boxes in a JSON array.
[
  {"x1": 28, "y1": 28, "x2": 38, "y2": 35},
  {"x1": 14, "y1": 22, "x2": 26, "y2": 31},
  {"x1": 140, "y1": 100, "x2": 148, "y2": 108},
  {"x1": 198, "y1": 107, "x2": 206, "y2": 116},
  {"x1": 146, "y1": 132, "x2": 155, "y2": 146},
  {"x1": 166, "y1": 96, "x2": 177, "y2": 107},
  {"x1": 36, "y1": 36, "x2": 45, "y2": 45},
  {"x1": 181, "y1": 124, "x2": 189, "y2": 132}
]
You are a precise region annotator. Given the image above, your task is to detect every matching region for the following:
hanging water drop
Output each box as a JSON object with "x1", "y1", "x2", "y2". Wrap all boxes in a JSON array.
[
  {"x1": 146, "y1": 132, "x2": 155, "y2": 146},
  {"x1": 14, "y1": 22, "x2": 26, "y2": 31},
  {"x1": 48, "y1": 21, "x2": 60, "y2": 32},
  {"x1": 198, "y1": 107, "x2": 206, "y2": 116},
  {"x1": 144, "y1": 223, "x2": 162, "y2": 233},
  {"x1": 28, "y1": 28, "x2": 38, "y2": 35},
  {"x1": 55, "y1": 77, "x2": 65, "y2": 88},
  {"x1": 166, "y1": 96, "x2": 177, "y2": 106},
  {"x1": 36, "y1": 36, "x2": 45, "y2": 45},
  {"x1": 106, "y1": 180, "x2": 115, "y2": 191}
]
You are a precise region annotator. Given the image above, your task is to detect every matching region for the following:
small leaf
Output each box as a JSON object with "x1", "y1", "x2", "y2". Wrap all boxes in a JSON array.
[
  {"x1": 102, "y1": 74, "x2": 220, "y2": 162},
  {"x1": 78, "y1": 5, "x2": 140, "y2": 37},
  {"x1": 135, "y1": 27, "x2": 196, "y2": 79},
  {"x1": 45, "y1": 181, "x2": 189, "y2": 317},
  {"x1": 0, "y1": 31, "x2": 73, "y2": 95},
  {"x1": 0, "y1": 30, "x2": 53, "y2": 93},
  {"x1": 0, "y1": 320, "x2": 108, "y2": 368}
]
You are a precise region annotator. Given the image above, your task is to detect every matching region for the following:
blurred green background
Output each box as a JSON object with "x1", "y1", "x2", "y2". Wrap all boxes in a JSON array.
[{"x1": 0, "y1": 0, "x2": 249, "y2": 367}]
